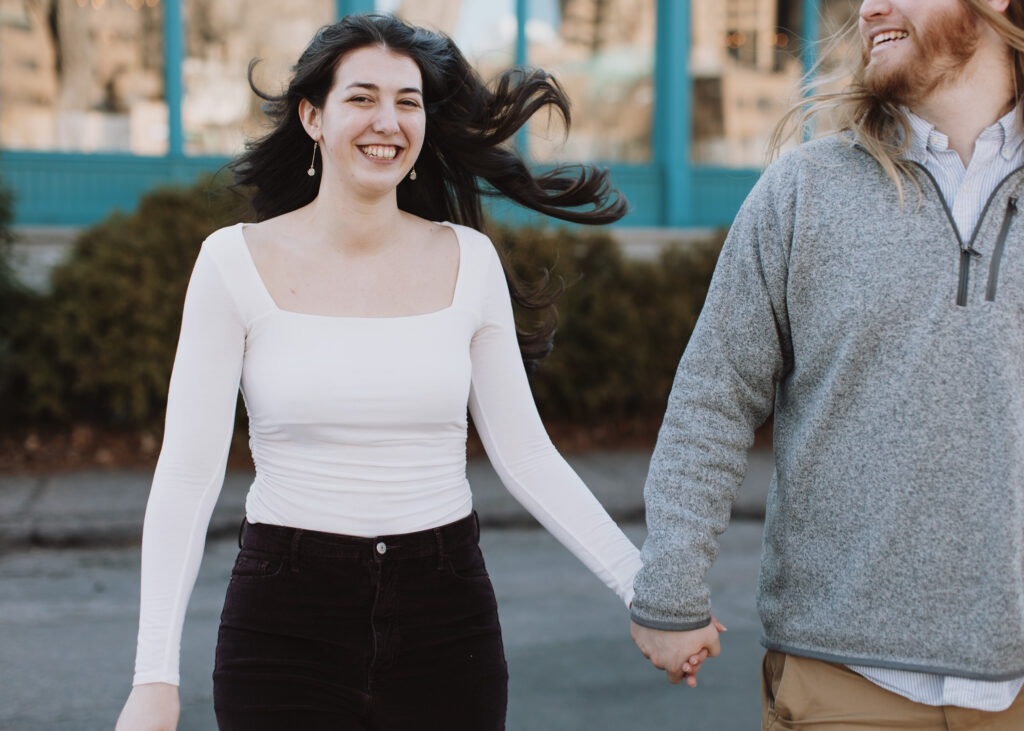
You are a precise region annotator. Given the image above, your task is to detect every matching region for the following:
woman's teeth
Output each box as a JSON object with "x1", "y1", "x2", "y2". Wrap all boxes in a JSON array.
[{"x1": 360, "y1": 145, "x2": 398, "y2": 160}]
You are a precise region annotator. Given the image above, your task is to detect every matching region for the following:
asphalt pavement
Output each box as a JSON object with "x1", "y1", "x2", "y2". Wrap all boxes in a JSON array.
[{"x1": 0, "y1": 448, "x2": 776, "y2": 730}]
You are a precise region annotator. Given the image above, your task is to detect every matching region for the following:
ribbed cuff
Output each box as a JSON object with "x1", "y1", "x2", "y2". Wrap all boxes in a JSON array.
[{"x1": 629, "y1": 610, "x2": 711, "y2": 632}]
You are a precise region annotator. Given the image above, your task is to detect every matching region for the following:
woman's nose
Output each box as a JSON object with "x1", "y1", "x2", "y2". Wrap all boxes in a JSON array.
[{"x1": 372, "y1": 105, "x2": 400, "y2": 134}]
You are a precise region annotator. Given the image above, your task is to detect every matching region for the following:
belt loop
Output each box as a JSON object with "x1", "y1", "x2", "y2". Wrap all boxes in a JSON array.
[
  {"x1": 435, "y1": 526, "x2": 444, "y2": 571},
  {"x1": 473, "y1": 510, "x2": 480, "y2": 541},
  {"x1": 237, "y1": 518, "x2": 247, "y2": 549},
  {"x1": 290, "y1": 529, "x2": 303, "y2": 573}
]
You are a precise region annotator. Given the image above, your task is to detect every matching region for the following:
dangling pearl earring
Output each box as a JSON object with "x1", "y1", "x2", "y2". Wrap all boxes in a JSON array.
[
  {"x1": 409, "y1": 167, "x2": 417, "y2": 181},
  {"x1": 307, "y1": 142, "x2": 318, "y2": 177}
]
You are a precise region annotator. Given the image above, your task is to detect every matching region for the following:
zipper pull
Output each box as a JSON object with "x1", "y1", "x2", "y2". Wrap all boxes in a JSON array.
[
  {"x1": 1009, "y1": 196, "x2": 1019, "y2": 213},
  {"x1": 964, "y1": 246, "x2": 982, "y2": 258}
]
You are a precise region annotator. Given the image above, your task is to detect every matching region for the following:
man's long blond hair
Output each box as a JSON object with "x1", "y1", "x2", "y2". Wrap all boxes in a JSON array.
[{"x1": 768, "y1": 0, "x2": 1024, "y2": 198}]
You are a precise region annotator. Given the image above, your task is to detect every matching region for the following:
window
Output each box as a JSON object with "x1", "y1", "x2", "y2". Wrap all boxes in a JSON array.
[
  {"x1": 526, "y1": 0, "x2": 655, "y2": 164},
  {"x1": 378, "y1": 0, "x2": 652, "y2": 164},
  {"x1": 377, "y1": 0, "x2": 515, "y2": 77},
  {"x1": 182, "y1": 0, "x2": 335, "y2": 155},
  {"x1": 691, "y1": 0, "x2": 804, "y2": 166},
  {"x1": 0, "y1": 0, "x2": 167, "y2": 154}
]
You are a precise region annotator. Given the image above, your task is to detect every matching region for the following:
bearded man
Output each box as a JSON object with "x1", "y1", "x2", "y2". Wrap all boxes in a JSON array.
[{"x1": 629, "y1": 0, "x2": 1024, "y2": 727}]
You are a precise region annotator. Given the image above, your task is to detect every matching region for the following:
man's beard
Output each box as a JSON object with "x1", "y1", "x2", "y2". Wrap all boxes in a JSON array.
[{"x1": 863, "y1": 3, "x2": 981, "y2": 106}]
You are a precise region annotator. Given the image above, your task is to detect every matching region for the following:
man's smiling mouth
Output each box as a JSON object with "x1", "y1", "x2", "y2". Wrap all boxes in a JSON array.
[{"x1": 872, "y1": 30, "x2": 909, "y2": 47}]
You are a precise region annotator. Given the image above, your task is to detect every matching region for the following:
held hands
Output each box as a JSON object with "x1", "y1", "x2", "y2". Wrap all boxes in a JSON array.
[
  {"x1": 115, "y1": 683, "x2": 180, "y2": 731},
  {"x1": 630, "y1": 617, "x2": 725, "y2": 687}
]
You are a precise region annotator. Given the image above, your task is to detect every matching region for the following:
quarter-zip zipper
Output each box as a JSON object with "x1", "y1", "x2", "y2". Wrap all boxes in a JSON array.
[
  {"x1": 957, "y1": 247, "x2": 983, "y2": 306},
  {"x1": 907, "y1": 161, "x2": 1024, "y2": 306},
  {"x1": 985, "y1": 196, "x2": 1018, "y2": 301}
]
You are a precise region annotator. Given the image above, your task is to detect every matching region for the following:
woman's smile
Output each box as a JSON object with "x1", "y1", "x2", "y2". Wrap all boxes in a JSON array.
[{"x1": 358, "y1": 144, "x2": 401, "y2": 160}]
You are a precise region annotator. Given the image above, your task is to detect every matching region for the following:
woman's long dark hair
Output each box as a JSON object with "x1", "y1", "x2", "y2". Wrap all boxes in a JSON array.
[{"x1": 230, "y1": 13, "x2": 627, "y2": 366}]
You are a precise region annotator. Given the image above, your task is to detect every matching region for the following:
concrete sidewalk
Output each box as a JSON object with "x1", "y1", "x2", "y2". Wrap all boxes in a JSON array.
[{"x1": 0, "y1": 448, "x2": 775, "y2": 548}]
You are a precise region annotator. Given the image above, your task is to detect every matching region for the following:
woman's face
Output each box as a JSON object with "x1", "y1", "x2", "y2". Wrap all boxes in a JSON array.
[{"x1": 308, "y1": 44, "x2": 426, "y2": 198}]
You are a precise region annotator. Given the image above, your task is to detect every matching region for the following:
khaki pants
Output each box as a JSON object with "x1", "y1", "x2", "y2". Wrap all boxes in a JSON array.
[{"x1": 762, "y1": 651, "x2": 1024, "y2": 730}]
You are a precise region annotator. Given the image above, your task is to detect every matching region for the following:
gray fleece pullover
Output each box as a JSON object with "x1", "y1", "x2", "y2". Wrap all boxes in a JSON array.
[{"x1": 632, "y1": 134, "x2": 1024, "y2": 680}]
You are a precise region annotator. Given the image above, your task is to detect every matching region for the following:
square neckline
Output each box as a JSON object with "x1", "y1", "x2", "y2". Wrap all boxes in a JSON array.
[{"x1": 234, "y1": 220, "x2": 465, "y2": 322}]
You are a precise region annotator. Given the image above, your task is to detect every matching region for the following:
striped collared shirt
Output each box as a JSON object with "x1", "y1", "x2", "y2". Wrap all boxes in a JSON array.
[{"x1": 847, "y1": 105, "x2": 1024, "y2": 712}]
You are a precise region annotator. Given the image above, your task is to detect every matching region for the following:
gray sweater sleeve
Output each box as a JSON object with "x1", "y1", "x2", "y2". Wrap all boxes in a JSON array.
[{"x1": 631, "y1": 163, "x2": 794, "y2": 630}]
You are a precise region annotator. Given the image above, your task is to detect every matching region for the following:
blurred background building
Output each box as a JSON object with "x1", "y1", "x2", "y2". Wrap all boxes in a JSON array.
[{"x1": 0, "y1": 0, "x2": 858, "y2": 236}]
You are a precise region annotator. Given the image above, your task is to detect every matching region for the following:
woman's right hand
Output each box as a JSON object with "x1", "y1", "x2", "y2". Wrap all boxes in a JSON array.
[{"x1": 115, "y1": 683, "x2": 180, "y2": 731}]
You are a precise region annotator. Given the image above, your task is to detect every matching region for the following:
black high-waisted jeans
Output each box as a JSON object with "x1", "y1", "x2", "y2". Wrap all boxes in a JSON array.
[{"x1": 212, "y1": 511, "x2": 508, "y2": 730}]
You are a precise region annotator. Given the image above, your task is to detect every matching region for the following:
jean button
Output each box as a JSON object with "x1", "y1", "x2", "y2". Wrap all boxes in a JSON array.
[{"x1": 375, "y1": 541, "x2": 387, "y2": 555}]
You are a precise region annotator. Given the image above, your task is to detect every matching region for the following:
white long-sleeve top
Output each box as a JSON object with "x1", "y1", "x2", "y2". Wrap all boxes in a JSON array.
[{"x1": 133, "y1": 221, "x2": 642, "y2": 686}]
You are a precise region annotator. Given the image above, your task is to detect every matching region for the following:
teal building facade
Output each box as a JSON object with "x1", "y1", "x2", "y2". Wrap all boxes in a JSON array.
[{"x1": 0, "y1": 0, "x2": 848, "y2": 229}]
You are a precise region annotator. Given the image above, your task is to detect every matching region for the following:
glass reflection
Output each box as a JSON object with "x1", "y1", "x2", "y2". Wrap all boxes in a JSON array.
[
  {"x1": 691, "y1": 0, "x2": 860, "y2": 167},
  {"x1": 376, "y1": 0, "x2": 516, "y2": 77},
  {"x1": 183, "y1": 0, "x2": 334, "y2": 155},
  {"x1": 526, "y1": 0, "x2": 655, "y2": 164},
  {"x1": 690, "y1": 0, "x2": 803, "y2": 166},
  {"x1": 0, "y1": 0, "x2": 166, "y2": 154}
]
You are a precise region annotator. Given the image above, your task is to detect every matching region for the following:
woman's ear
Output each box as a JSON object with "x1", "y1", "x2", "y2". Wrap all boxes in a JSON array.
[
  {"x1": 985, "y1": 0, "x2": 1010, "y2": 13},
  {"x1": 298, "y1": 98, "x2": 321, "y2": 141}
]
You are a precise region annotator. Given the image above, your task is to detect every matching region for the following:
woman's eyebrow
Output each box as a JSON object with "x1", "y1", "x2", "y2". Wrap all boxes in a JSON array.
[{"x1": 345, "y1": 82, "x2": 423, "y2": 95}]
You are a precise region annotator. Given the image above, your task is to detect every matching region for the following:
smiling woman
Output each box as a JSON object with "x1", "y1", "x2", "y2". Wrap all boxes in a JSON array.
[
  {"x1": 114, "y1": 12, "x2": 652, "y2": 731},
  {"x1": 231, "y1": 13, "x2": 626, "y2": 360},
  {"x1": 298, "y1": 47, "x2": 427, "y2": 205}
]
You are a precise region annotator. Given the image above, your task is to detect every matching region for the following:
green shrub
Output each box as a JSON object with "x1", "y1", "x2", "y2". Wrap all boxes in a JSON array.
[
  {"x1": 7, "y1": 178, "x2": 250, "y2": 424},
  {"x1": 496, "y1": 225, "x2": 723, "y2": 422}
]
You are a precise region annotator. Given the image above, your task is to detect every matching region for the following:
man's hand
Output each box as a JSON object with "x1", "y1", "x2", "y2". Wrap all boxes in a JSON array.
[{"x1": 630, "y1": 618, "x2": 724, "y2": 686}]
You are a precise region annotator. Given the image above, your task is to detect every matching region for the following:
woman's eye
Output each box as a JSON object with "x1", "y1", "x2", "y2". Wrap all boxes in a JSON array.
[
  {"x1": 399, "y1": 99, "x2": 421, "y2": 108},
  {"x1": 348, "y1": 95, "x2": 372, "y2": 104}
]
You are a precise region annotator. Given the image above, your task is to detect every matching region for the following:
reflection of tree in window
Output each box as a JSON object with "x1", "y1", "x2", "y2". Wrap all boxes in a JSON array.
[
  {"x1": 0, "y1": 0, "x2": 166, "y2": 153},
  {"x1": 529, "y1": 0, "x2": 655, "y2": 163},
  {"x1": 558, "y1": 0, "x2": 614, "y2": 53},
  {"x1": 180, "y1": 0, "x2": 333, "y2": 155}
]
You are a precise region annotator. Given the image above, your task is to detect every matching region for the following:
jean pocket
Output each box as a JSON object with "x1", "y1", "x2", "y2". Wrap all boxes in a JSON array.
[
  {"x1": 230, "y1": 549, "x2": 286, "y2": 583},
  {"x1": 444, "y1": 544, "x2": 489, "y2": 582}
]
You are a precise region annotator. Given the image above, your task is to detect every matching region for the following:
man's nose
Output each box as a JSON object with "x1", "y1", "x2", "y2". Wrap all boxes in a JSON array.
[{"x1": 859, "y1": 0, "x2": 893, "y2": 22}]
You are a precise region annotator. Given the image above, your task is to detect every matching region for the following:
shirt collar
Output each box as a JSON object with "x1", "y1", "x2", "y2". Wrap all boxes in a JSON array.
[
  {"x1": 903, "y1": 108, "x2": 939, "y2": 163},
  {"x1": 996, "y1": 105, "x2": 1024, "y2": 162},
  {"x1": 903, "y1": 105, "x2": 1024, "y2": 163}
]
